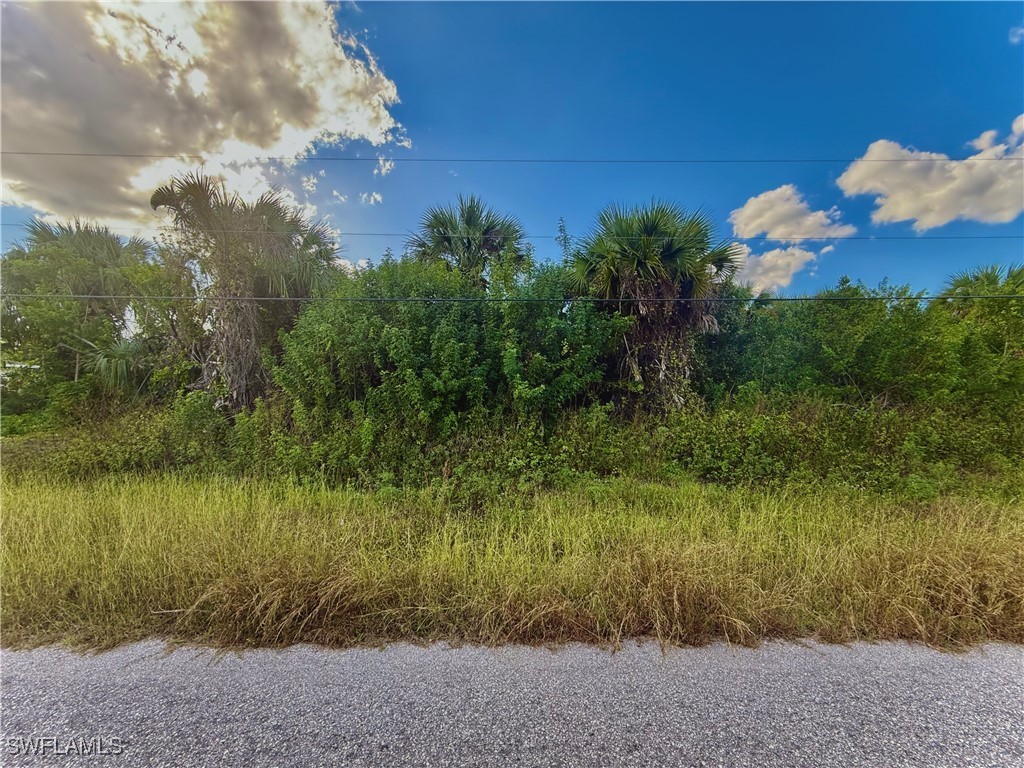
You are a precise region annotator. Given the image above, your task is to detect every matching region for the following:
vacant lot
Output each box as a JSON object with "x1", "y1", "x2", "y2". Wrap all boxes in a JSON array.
[{"x1": 2, "y1": 475, "x2": 1022, "y2": 650}]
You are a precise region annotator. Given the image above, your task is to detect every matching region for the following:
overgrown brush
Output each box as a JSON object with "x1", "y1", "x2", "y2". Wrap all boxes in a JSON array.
[
  {"x1": 3, "y1": 475, "x2": 1022, "y2": 650},
  {"x1": 3, "y1": 392, "x2": 1020, "y2": 502}
]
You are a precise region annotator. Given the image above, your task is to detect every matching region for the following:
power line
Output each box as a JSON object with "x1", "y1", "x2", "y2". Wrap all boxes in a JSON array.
[
  {"x1": 2, "y1": 150, "x2": 1022, "y2": 164},
  {"x1": 2, "y1": 293, "x2": 1019, "y2": 304},
  {"x1": 0, "y1": 223, "x2": 1019, "y2": 242}
]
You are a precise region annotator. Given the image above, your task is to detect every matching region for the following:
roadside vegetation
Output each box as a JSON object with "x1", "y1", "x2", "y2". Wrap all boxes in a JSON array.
[
  {"x1": 4, "y1": 475, "x2": 1022, "y2": 649},
  {"x1": 2, "y1": 173, "x2": 1022, "y2": 648}
]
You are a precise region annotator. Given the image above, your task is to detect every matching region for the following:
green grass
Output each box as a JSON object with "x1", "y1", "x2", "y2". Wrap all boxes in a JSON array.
[{"x1": 2, "y1": 474, "x2": 1023, "y2": 650}]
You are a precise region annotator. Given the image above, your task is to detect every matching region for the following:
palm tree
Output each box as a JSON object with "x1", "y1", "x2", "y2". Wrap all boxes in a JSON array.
[
  {"x1": 13, "y1": 218, "x2": 150, "y2": 331},
  {"x1": 570, "y1": 201, "x2": 742, "y2": 400},
  {"x1": 1, "y1": 219, "x2": 153, "y2": 382},
  {"x1": 936, "y1": 263, "x2": 1023, "y2": 352},
  {"x1": 151, "y1": 172, "x2": 337, "y2": 406},
  {"x1": 939, "y1": 264, "x2": 1023, "y2": 303},
  {"x1": 406, "y1": 195, "x2": 526, "y2": 286},
  {"x1": 78, "y1": 336, "x2": 152, "y2": 394}
]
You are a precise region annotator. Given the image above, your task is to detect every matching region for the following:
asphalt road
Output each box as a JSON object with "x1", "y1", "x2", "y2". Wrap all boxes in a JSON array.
[{"x1": 1, "y1": 640, "x2": 1022, "y2": 767}]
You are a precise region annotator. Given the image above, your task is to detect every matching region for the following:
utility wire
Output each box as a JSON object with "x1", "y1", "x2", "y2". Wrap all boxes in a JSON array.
[
  {"x1": 2, "y1": 150, "x2": 1022, "y2": 164},
  {"x1": 0, "y1": 223, "x2": 1019, "y2": 242},
  {"x1": 1, "y1": 294, "x2": 1019, "y2": 304}
]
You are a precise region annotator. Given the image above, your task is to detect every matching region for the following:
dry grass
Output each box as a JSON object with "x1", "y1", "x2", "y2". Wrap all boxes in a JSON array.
[{"x1": 2, "y1": 475, "x2": 1022, "y2": 650}]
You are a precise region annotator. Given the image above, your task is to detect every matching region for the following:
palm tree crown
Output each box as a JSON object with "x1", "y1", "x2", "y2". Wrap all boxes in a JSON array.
[
  {"x1": 406, "y1": 195, "x2": 526, "y2": 283},
  {"x1": 151, "y1": 171, "x2": 338, "y2": 406},
  {"x1": 151, "y1": 172, "x2": 336, "y2": 299},
  {"x1": 570, "y1": 201, "x2": 743, "y2": 398},
  {"x1": 936, "y1": 263, "x2": 1023, "y2": 351},
  {"x1": 572, "y1": 201, "x2": 742, "y2": 327}
]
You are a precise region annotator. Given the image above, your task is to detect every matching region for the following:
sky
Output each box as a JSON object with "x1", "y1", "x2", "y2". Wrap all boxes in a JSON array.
[{"x1": 2, "y1": 1, "x2": 1022, "y2": 294}]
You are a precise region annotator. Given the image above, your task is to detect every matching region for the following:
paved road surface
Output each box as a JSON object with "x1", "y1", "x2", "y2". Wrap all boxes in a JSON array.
[{"x1": 2, "y1": 640, "x2": 1022, "y2": 767}]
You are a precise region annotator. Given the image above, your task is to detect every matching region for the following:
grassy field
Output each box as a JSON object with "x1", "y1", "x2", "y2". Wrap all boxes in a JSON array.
[{"x1": 2, "y1": 474, "x2": 1023, "y2": 650}]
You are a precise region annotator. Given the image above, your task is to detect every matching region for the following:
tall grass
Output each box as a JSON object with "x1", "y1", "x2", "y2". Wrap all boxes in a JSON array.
[{"x1": 2, "y1": 475, "x2": 1022, "y2": 649}]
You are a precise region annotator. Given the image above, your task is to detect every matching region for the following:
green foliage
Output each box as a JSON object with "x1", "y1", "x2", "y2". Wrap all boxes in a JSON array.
[
  {"x1": 0, "y1": 379, "x2": 96, "y2": 436},
  {"x1": 2, "y1": 391, "x2": 230, "y2": 476},
  {"x1": 570, "y1": 201, "x2": 744, "y2": 402},
  {"x1": 151, "y1": 171, "x2": 340, "y2": 406},
  {"x1": 663, "y1": 392, "x2": 1022, "y2": 495},
  {"x1": 406, "y1": 194, "x2": 528, "y2": 285},
  {"x1": 1, "y1": 220, "x2": 156, "y2": 387},
  {"x1": 694, "y1": 276, "x2": 1024, "y2": 414},
  {"x1": 571, "y1": 202, "x2": 741, "y2": 303},
  {"x1": 272, "y1": 257, "x2": 628, "y2": 483},
  {"x1": 2, "y1": 182, "x2": 1020, "y2": 505}
]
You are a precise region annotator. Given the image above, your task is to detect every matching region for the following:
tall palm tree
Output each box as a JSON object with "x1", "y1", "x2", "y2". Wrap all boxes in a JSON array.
[
  {"x1": 571, "y1": 201, "x2": 742, "y2": 400},
  {"x1": 406, "y1": 195, "x2": 526, "y2": 286},
  {"x1": 151, "y1": 172, "x2": 337, "y2": 406}
]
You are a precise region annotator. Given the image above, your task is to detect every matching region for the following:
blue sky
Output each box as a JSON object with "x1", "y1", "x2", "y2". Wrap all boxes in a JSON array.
[{"x1": 2, "y1": 1, "x2": 1022, "y2": 294}]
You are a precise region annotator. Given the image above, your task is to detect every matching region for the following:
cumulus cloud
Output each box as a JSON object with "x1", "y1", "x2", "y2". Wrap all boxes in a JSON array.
[
  {"x1": 374, "y1": 157, "x2": 395, "y2": 176},
  {"x1": 331, "y1": 190, "x2": 348, "y2": 203},
  {"x1": 359, "y1": 192, "x2": 382, "y2": 206},
  {"x1": 729, "y1": 184, "x2": 853, "y2": 289},
  {"x1": 970, "y1": 130, "x2": 999, "y2": 151},
  {"x1": 735, "y1": 243, "x2": 818, "y2": 292},
  {"x1": 301, "y1": 174, "x2": 319, "y2": 194},
  {"x1": 0, "y1": 2, "x2": 406, "y2": 230},
  {"x1": 1010, "y1": 26, "x2": 1024, "y2": 44},
  {"x1": 837, "y1": 116, "x2": 1024, "y2": 231},
  {"x1": 334, "y1": 257, "x2": 370, "y2": 275},
  {"x1": 729, "y1": 184, "x2": 856, "y2": 243},
  {"x1": 820, "y1": 244, "x2": 835, "y2": 255}
]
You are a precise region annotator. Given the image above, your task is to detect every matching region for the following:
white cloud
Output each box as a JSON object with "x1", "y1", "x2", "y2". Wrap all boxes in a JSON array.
[
  {"x1": 970, "y1": 130, "x2": 999, "y2": 151},
  {"x1": 728, "y1": 184, "x2": 856, "y2": 243},
  {"x1": 374, "y1": 157, "x2": 395, "y2": 176},
  {"x1": 837, "y1": 116, "x2": 1024, "y2": 231},
  {"x1": 331, "y1": 190, "x2": 348, "y2": 203},
  {"x1": 736, "y1": 244, "x2": 818, "y2": 292},
  {"x1": 1010, "y1": 26, "x2": 1024, "y2": 44},
  {"x1": 301, "y1": 174, "x2": 319, "y2": 194},
  {"x1": 334, "y1": 257, "x2": 358, "y2": 274},
  {"x1": 820, "y1": 244, "x2": 835, "y2": 255},
  {"x1": 323, "y1": 221, "x2": 342, "y2": 242},
  {"x1": 334, "y1": 256, "x2": 370, "y2": 275},
  {"x1": 359, "y1": 192, "x2": 382, "y2": 206},
  {"x1": 0, "y1": 2, "x2": 405, "y2": 230}
]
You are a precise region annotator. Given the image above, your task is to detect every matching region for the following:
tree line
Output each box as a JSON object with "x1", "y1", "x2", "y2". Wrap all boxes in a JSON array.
[{"x1": 2, "y1": 172, "x2": 1022, "y2": 496}]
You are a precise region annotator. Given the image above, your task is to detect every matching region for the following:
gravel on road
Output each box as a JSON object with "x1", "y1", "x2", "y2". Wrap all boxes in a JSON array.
[{"x1": 2, "y1": 640, "x2": 1022, "y2": 767}]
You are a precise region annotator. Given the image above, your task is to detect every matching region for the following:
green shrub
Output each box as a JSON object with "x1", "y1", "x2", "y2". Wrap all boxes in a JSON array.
[{"x1": 274, "y1": 259, "x2": 627, "y2": 444}]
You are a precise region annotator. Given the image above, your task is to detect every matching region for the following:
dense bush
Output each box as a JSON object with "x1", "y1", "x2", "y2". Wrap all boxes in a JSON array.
[
  {"x1": 694, "y1": 277, "x2": 1024, "y2": 414},
  {"x1": 1, "y1": 392, "x2": 228, "y2": 477},
  {"x1": 3, "y1": 200, "x2": 1021, "y2": 501},
  {"x1": 5, "y1": 386, "x2": 1020, "y2": 504},
  {"x1": 664, "y1": 392, "x2": 1022, "y2": 497},
  {"x1": 272, "y1": 257, "x2": 629, "y2": 475}
]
